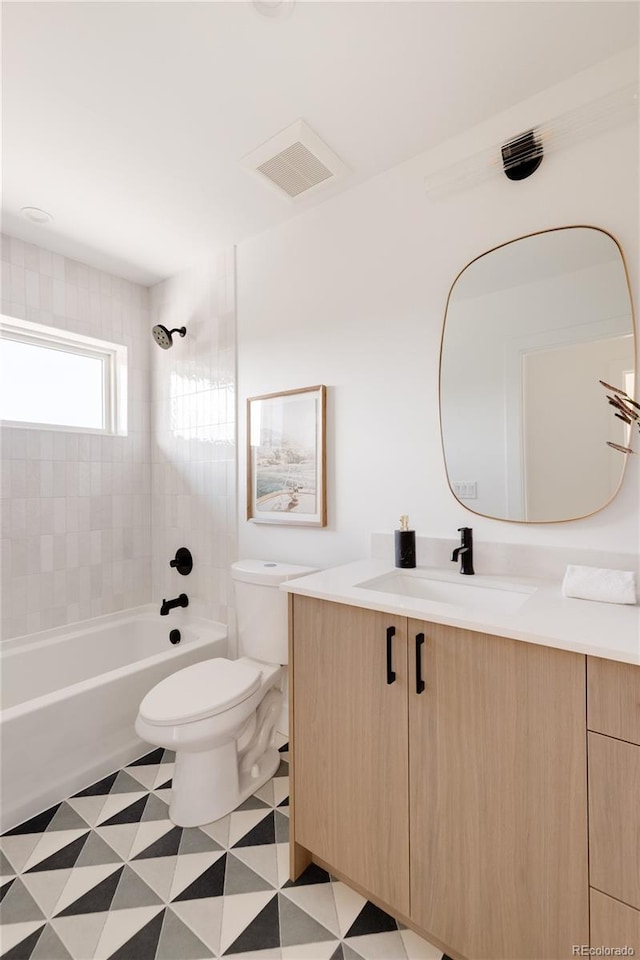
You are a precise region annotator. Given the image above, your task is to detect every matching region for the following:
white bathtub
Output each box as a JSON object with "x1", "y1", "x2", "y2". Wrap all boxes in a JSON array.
[{"x1": 0, "y1": 606, "x2": 227, "y2": 832}]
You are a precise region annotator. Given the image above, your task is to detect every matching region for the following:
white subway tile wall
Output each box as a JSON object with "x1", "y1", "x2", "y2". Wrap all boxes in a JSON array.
[
  {"x1": 150, "y1": 252, "x2": 236, "y2": 631},
  {"x1": 1, "y1": 234, "x2": 152, "y2": 639}
]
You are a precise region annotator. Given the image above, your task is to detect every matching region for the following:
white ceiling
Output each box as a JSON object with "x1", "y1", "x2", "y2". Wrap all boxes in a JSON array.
[{"x1": 2, "y1": 1, "x2": 638, "y2": 286}]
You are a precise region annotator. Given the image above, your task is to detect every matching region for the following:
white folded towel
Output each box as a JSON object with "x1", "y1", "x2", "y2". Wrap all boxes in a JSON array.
[{"x1": 562, "y1": 565, "x2": 637, "y2": 605}]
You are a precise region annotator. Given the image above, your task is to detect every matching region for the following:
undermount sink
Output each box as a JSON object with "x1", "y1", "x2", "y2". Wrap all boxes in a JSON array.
[{"x1": 356, "y1": 569, "x2": 535, "y2": 615}]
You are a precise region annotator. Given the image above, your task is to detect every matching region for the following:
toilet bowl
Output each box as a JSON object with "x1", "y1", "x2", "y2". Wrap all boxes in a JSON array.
[
  {"x1": 135, "y1": 560, "x2": 315, "y2": 827},
  {"x1": 136, "y1": 656, "x2": 283, "y2": 826}
]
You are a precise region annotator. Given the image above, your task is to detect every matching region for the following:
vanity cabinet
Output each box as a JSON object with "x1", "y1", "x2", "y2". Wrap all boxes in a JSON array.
[
  {"x1": 587, "y1": 656, "x2": 640, "y2": 953},
  {"x1": 290, "y1": 596, "x2": 589, "y2": 960}
]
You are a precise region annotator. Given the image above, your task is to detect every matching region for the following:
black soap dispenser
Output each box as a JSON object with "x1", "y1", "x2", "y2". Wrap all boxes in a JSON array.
[{"x1": 395, "y1": 515, "x2": 416, "y2": 569}]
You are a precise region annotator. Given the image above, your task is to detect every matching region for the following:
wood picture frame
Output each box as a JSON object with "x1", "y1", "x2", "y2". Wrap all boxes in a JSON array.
[{"x1": 247, "y1": 385, "x2": 327, "y2": 526}]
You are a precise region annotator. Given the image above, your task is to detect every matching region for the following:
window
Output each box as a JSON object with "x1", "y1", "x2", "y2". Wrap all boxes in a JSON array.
[{"x1": 0, "y1": 317, "x2": 127, "y2": 435}]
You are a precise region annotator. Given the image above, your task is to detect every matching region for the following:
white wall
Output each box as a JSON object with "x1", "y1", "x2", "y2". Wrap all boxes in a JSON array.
[
  {"x1": 1, "y1": 235, "x2": 152, "y2": 640},
  {"x1": 236, "y1": 52, "x2": 639, "y2": 570},
  {"x1": 150, "y1": 252, "x2": 237, "y2": 635}
]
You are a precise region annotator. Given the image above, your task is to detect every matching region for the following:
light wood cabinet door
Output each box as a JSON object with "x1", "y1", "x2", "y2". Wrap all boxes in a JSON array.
[
  {"x1": 588, "y1": 657, "x2": 640, "y2": 746},
  {"x1": 591, "y1": 889, "x2": 640, "y2": 955},
  {"x1": 589, "y1": 732, "x2": 640, "y2": 910},
  {"x1": 291, "y1": 596, "x2": 410, "y2": 914},
  {"x1": 408, "y1": 620, "x2": 589, "y2": 960}
]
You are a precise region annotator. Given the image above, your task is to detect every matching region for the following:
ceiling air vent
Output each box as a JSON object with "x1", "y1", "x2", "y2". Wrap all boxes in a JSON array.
[{"x1": 242, "y1": 119, "x2": 348, "y2": 201}]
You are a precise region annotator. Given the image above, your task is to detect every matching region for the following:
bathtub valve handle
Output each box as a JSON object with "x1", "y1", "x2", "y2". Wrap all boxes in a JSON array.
[{"x1": 170, "y1": 547, "x2": 193, "y2": 576}]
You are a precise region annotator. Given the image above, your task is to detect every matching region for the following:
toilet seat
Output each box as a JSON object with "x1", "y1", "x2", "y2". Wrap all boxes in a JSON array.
[{"x1": 139, "y1": 658, "x2": 262, "y2": 726}]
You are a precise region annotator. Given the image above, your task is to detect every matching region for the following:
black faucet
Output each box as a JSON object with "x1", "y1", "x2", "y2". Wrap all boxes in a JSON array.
[
  {"x1": 160, "y1": 593, "x2": 189, "y2": 616},
  {"x1": 451, "y1": 527, "x2": 474, "y2": 575}
]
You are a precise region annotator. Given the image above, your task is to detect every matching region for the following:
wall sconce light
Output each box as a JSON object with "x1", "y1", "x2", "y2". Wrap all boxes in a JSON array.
[
  {"x1": 425, "y1": 83, "x2": 637, "y2": 199},
  {"x1": 501, "y1": 129, "x2": 543, "y2": 181}
]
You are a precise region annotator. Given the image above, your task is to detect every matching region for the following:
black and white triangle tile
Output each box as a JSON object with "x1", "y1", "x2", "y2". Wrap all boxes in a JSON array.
[{"x1": 1, "y1": 737, "x2": 446, "y2": 959}]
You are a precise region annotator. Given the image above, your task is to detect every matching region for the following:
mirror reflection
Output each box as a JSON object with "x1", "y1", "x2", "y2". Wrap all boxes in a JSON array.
[{"x1": 440, "y1": 227, "x2": 635, "y2": 523}]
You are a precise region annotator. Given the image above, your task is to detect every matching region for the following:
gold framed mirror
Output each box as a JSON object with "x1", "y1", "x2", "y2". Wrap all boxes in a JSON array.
[{"x1": 439, "y1": 226, "x2": 636, "y2": 523}]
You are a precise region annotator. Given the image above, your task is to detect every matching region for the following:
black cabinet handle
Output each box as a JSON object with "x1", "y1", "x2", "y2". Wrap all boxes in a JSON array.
[
  {"x1": 386, "y1": 626, "x2": 396, "y2": 685},
  {"x1": 415, "y1": 633, "x2": 426, "y2": 694}
]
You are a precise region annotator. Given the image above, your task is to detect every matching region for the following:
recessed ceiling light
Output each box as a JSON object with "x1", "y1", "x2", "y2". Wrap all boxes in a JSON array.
[
  {"x1": 252, "y1": 1, "x2": 294, "y2": 20},
  {"x1": 20, "y1": 206, "x2": 54, "y2": 225}
]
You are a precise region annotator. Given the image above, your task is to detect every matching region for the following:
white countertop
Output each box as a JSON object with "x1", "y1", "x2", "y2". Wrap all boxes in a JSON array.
[{"x1": 282, "y1": 558, "x2": 640, "y2": 666}]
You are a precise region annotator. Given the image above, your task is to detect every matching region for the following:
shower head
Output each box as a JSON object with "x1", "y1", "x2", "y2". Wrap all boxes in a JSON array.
[{"x1": 152, "y1": 325, "x2": 187, "y2": 349}]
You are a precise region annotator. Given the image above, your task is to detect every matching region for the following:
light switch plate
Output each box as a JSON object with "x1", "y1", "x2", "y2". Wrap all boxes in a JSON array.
[{"x1": 452, "y1": 480, "x2": 478, "y2": 499}]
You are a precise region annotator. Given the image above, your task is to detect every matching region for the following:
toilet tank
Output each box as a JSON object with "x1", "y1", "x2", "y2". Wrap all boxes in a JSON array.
[{"x1": 231, "y1": 560, "x2": 317, "y2": 665}]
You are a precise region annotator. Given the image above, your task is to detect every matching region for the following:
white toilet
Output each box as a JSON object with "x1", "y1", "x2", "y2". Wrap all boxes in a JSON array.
[{"x1": 135, "y1": 560, "x2": 314, "y2": 827}]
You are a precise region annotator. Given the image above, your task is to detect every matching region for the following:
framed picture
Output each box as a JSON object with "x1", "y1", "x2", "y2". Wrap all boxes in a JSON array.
[{"x1": 247, "y1": 385, "x2": 327, "y2": 526}]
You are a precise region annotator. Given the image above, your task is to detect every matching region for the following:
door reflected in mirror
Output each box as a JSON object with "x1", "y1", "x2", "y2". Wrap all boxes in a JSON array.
[{"x1": 440, "y1": 226, "x2": 635, "y2": 523}]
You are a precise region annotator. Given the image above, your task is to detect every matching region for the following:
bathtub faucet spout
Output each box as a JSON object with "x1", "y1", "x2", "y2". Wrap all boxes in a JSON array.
[{"x1": 160, "y1": 593, "x2": 189, "y2": 616}]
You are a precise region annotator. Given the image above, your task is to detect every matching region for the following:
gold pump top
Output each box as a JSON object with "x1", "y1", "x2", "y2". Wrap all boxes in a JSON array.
[{"x1": 399, "y1": 515, "x2": 410, "y2": 532}]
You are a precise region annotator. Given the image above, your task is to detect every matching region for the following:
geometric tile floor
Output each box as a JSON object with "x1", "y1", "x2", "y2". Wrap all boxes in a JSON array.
[{"x1": 0, "y1": 736, "x2": 446, "y2": 959}]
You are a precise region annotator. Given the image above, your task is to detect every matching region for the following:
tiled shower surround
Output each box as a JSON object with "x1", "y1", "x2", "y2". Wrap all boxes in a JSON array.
[
  {"x1": 0, "y1": 235, "x2": 152, "y2": 640},
  {"x1": 0, "y1": 237, "x2": 237, "y2": 641},
  {"x1": 150, "y1": 251, "x2": 236, "y2": 631}
]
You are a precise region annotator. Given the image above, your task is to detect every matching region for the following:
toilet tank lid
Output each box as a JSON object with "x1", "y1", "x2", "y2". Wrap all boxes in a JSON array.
[{"x1": 231, "y1": 560, "x2": 317, "y2": 586}]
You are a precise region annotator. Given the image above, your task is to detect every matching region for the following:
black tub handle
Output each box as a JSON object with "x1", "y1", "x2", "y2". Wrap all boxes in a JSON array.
[
  {"x1": 415, "y1": 633, "x2": 426, "y2": 694},
  {"x1": 170, "y1": 547, "x2": 193, "y2": 576},
  {"x1": 386, "y1": 626, "x2": 396, "y2": 685}
]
